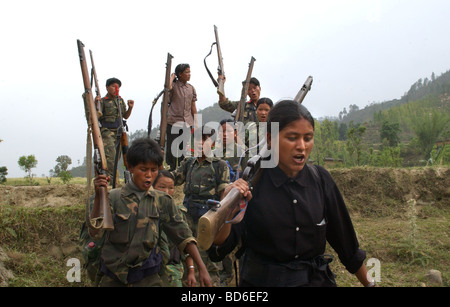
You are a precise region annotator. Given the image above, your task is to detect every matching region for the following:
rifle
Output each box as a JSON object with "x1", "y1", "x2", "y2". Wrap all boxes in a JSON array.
[
  {"x1": 147, "y1": 89, "x2": 164, "y2": 138},
  {"x1": 235, "y1": 56, "x2": 256, "y2": 124},
  {"x1": 204, "y1": 25, "x2": 225, "y2": 97},
  {"x1": 89, "y1": 50, "x2": 102, "y2": 117},
  {"x1": 77, "y1": 39, "x2": 114, "y2": 232},
  {"x1": 158, "y1": 53, "x2": 174, "y2": 151},
  {"x1": 111, "y1": 85, "x2": 131, "y2": 187},
  {"x1": 196, "y1": 75, "x2": 313, "y2": 251}
]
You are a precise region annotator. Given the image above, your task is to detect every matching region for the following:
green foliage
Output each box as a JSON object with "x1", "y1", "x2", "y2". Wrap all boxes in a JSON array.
[
  {"x1": 53, "y1": 155, "x2": 72, "y2": 177},
  {"x1": 380, "y1": 120, "x2": 400, "y2": 147},
  {"x1": 58, "y1": 170, "x2": 73, "y2": 184},
  {"x1": 346, "y1": 123, "x2": 367, "y2": 166},
  {"x1": 0, "y1": 166, "x2": 7, "y2": 183},
  {"x1": 412, "y1": 110, "x2": 448, "y2": 159},
  {"x1": 17, "y1": 155, "x2": 38, "y2": 183}
]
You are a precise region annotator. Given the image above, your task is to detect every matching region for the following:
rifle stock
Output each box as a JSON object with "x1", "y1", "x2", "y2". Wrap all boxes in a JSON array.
[
  {"x1": 197, "y1": 147, "x2": 265, "y2": 251},
  {"x1": 197, "y1": 76, "x2": 314, "y2": 251},
  {"x1": 235, "y1": 56, "x2": 256, "y2": 123},
  {"x1": 77, "y1": 39, "x2": 114, "y2": 232},
  {"x1": 159, "y1": 53, "x2": 174, "y2": 150}
]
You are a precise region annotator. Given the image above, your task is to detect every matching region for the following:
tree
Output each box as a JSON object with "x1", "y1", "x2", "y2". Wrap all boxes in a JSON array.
[
  {"x1": 0, "y1": 166, "x2": 7, "y2": 183},
  {"x1": 346, "y1": 123, "x2": 367, "y2": 166},
  {"x1": 59, "y1": 170, "x2": 73, "y2": 184},
  {"x1": 53, "y1": 155, "x2": 72, "y2": 176},
  {"x1": 380, "y1": 120, "x2": 400, "y2": 147},
  {"x1": 413, "y1": 111, "x2": 448, "y2": 159},
  {"x1": 18, "y1": 155, "x2": 38, "y2": 182}
]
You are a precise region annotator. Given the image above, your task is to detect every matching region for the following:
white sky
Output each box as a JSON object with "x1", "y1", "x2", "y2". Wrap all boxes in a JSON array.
[{"x1": 1, "y1": 0, "x2": 450, "y2": 177}]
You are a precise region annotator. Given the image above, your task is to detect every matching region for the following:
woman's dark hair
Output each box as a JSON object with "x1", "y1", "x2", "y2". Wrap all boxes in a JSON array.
[
  {"x1": 153, "y1": 169, "x2": 175, "y2": 187},
  {"x1": 126, "y1": 138, "x2": 164, "y2": 167},
  {"x1": 175, "y1": 63, "x2": 190, "y2": 79},
  {"x1": 257, "y1": 97, "x2": 273, "y2": 109},
  {"x1": 267, "y1": 100, "x2": 315, "y2": 134}
]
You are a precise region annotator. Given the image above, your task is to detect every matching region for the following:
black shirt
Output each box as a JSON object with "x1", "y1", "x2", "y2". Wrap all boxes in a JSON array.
[{"x1": 211, "y1": 164, "x2": 365, "y2": 274}]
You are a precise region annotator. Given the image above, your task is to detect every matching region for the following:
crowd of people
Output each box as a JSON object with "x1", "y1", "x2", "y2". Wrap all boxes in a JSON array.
[{"x1": 85, "y1": 64, "x2": 374, "y2": 288}]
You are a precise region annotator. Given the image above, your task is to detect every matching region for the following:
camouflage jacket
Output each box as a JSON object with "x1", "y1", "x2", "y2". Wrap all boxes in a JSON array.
[
  {"x1": 99, "y1": 183, "x2": 196, "y2": 284},
  {"x1": 99, "y1": 95, "x2": 127, "y2": 128},
  {"x1": 218, "y1": 98, "x2": 258, "y2": 125},
  {"x1": 171, "y1": 157, "x2": 230, "y2": 203}
]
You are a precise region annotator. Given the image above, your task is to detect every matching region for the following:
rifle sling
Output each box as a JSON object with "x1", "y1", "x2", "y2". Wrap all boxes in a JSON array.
[{"x1": 204, "y1": 42, "x2": 219, "y2": 88}]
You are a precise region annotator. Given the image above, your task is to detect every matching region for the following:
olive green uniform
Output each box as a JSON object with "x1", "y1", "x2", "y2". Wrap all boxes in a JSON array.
[
  {"x1": 98, "y1": 95, "x2": 128, "y2": 179},
  {"x1": 171, "y1": 157, "x2": 230, "y2": 286},
  {"x1": 95, "y1": 181, "x2": 196, "y2": 287}
]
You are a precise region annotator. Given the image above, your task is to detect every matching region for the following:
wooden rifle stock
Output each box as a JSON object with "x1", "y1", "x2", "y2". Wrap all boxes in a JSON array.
[
  {"x1": 235, "y1": 56, "x2": 256, "y2": 124},
  {"x1": 197, "y1": 147, "x2": 265, "y2": 251},
  {"x1": 159, "y1": 53, "x2": 174, "y2": 150},
  {"x1": 77, "y1": 39, "x2": 114, "y2": 231}
]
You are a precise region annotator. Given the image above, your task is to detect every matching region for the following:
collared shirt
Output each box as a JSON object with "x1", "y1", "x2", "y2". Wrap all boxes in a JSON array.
[
  {"x1": 168, "y1": 81, "x2": 197, "y2": 127},
  {"x1": 213, "y1": 164, "x2": 366, "y2": 274}
]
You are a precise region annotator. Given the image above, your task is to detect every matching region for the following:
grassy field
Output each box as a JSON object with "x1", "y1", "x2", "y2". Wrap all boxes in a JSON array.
[{"x1": 1, "y1": 168, "x2": 449, "y2": 287}]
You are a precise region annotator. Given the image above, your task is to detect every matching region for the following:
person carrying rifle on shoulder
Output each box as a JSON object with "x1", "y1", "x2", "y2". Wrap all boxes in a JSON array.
[
  {"x1": 95, "y1": 77, "x2": 134, "y2": 183},
  {"x1": 209, "y1": 100, "x2": 375, "y2": 287}
]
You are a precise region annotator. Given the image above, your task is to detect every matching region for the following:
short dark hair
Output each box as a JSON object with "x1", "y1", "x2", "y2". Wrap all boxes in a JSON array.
[
  {"x1": 175, "y1": 64, "x2": 190, "y2": 79},
  {"x1": 267, "y1": 100, "x2": 315, "y2": 134},
  {"x1": 250, "y1": 77, "x2": 260, "y2": 87},
  {"x1": 126, "y1": 138, "x2": 164, "y2": 167},
  {"x1": 219, "y1": 118, "x2": 234, "y2": 126},
  {"x1": 106, "y1": 77, "x2": 121, "y2": 87}
]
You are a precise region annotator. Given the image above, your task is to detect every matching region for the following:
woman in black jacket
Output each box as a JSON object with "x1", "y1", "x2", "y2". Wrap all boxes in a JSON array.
[{"x1": 210, "y1": 100, "x2": 374, "y2": 287}]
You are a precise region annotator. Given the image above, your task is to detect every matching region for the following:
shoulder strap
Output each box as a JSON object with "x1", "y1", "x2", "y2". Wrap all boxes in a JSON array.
[{"x1": 212, "y1": 159, "x2": 221, "y2": 186}]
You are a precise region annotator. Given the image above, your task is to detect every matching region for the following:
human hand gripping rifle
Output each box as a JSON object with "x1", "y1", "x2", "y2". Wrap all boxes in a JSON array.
[
  {"x1": 77, "y1": 39, "x2": 114, "y2": 232},
  {"x1": 196, "y1": 75, "x2": 313, "y2": 251},
  {"x1": 204, "y1": 25, "x2": 225, "y2": 97}
]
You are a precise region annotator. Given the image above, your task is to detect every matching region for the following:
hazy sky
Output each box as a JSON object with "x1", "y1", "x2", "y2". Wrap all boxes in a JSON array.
[{"x1": 1, "y1": 0, "x2": 449, "y2": 177}]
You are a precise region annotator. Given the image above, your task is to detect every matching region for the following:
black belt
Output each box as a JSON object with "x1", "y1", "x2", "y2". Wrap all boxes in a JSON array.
[{"x1": 240, "y1": 249, "x2": 333, "y2": 287}]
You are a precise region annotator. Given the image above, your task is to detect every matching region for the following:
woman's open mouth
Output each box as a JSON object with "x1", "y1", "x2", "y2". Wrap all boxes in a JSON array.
[{"x1": 293, "y1": 154, "x2": 305, "y2": 164}]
